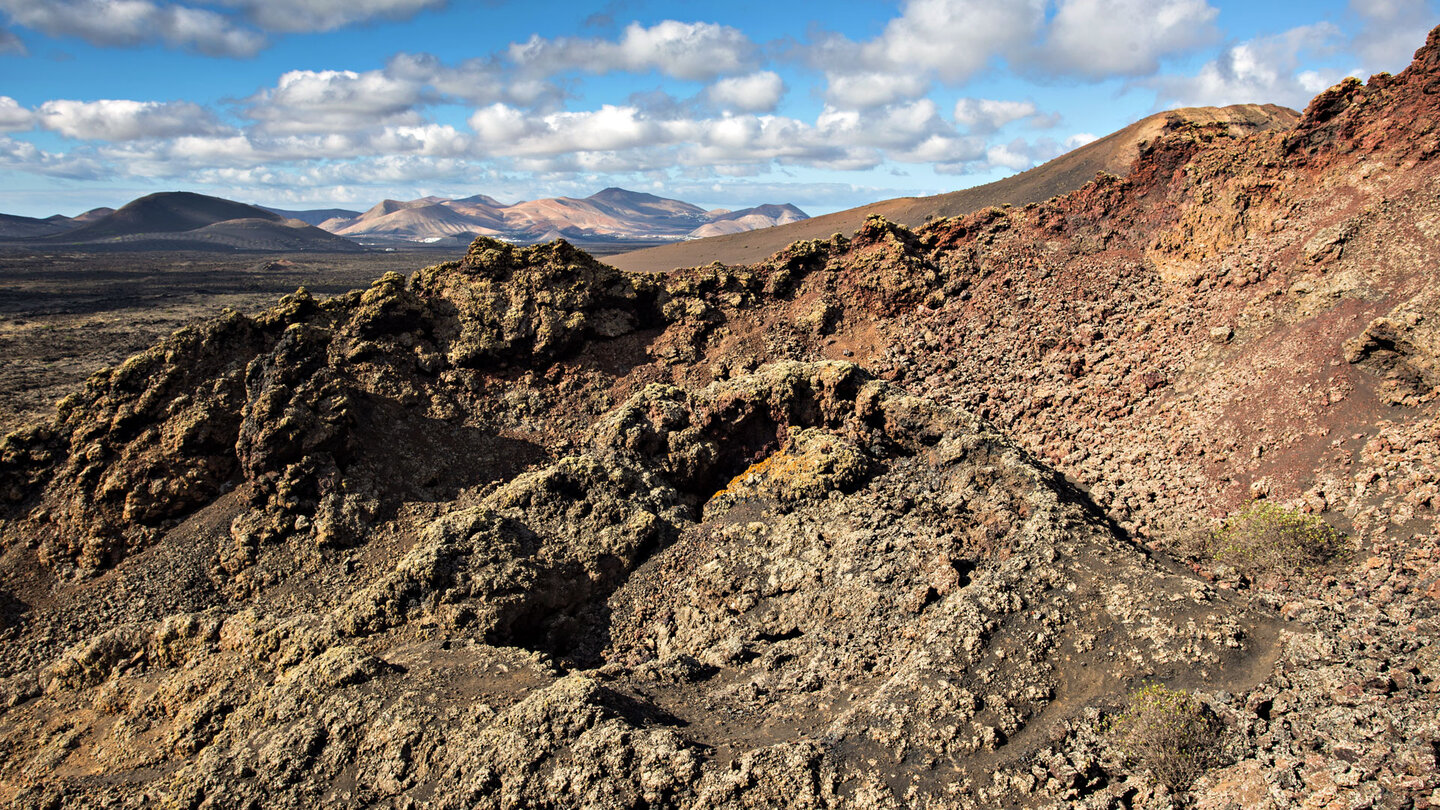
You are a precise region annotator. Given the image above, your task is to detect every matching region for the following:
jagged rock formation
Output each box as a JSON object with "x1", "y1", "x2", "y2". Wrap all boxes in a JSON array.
[
  {"x1": 0, "y1": 355, "x2": 1274, "y2": 809},
  {"x1": 3, "y1": 25, "x2": 1440, "y2": 810}
]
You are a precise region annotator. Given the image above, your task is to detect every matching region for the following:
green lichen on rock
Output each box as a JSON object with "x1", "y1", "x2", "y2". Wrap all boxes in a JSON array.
[{"x1": 413, "y1": 237, "x2": 654, "y2": 367}]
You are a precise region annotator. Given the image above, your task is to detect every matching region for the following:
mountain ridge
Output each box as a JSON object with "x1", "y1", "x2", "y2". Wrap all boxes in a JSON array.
[{"x1": 317, "y1": 187, "x2": 810, "y2": 247}]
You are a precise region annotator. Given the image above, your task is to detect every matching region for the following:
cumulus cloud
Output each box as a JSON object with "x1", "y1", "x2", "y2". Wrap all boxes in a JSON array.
[
  {"x1": 865, "y1": 0, "x2": 1043, "y2": 81},
  {"x1": 221, "y1": 0, "x2": 445, "y2": 34},
  {"x1": 824, "y1": 72, "x2": 929, "y2": 109},
  {"x1": 813, "y1": 0, "x2": 1043, "y2": 99},
  {"x1": 1034, "y1": 0, "x2": 1220, "y2": 79},
  {"x1": 0, "y1": 95, "x2": 33, "y2": 131},
  {"x1": 38, "y1": 99, "x2": 229, "y2": 140},
  {"x1": 953, "y1": 98, "x2": 1050, "y2": 133},
  {"x1": 0, "y1": 135, "x2": 100, "y2": 178},
  {"x1": 470, "y1": 104, "x2": 673, "y2": 157},
  {"x1": 245, "y1": 69, "x2": 430, "y2": 134},
  {"x1": 386, "y1": 52, "x2": 560, "y2": 106},
  {"x1": 0, "y1": 0, "x2": 265, "y2": 56},
  {"x1": 1149, "y1": 23, "x2": 1345, "y2": 109},
  {"x1": 88, "y1": 120, "x2": 472, "y2": 178},
  {"x1": 0, "y1": 0, "x2": 445, "y2": 55},
  {"x1": 936, "y1": 131, "x2": 1098, "y2": 175},
  {"x1": 191, "y1": 154, "x2": 477, "y2": 190},
  {"x1": 816, "y1": 99, "x2": 981, "y2": 162},
  {"x1": 706, "y1": 71, "x2": 785, "y2": 112},
  {"x1": 813, "y1": 0, "x2": 1044, "y2": 112},
  {"x1": 509, "y1": 20, "x2": 757, "y2": 81},
  {"x1": 465, "y1": 97, "x2": 987, "y2": 176},
  {"x1": 1350, "y1": 0, "x2": 1436, "y2": 73}
]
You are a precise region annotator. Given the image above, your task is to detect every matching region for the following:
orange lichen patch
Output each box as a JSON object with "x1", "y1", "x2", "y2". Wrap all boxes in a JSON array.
[
  {"x1": 712, "y1": 451, "x2": 799, "y2": 501},
  {"x1": 707, "y1": 428, "x2": 873, "y2": 507}
]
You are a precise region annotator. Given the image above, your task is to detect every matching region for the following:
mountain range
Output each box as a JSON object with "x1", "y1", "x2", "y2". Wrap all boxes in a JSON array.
[
  {"x1": 0, "y1": 188, "x2": 808, "y2": 253},
  {"x1": 309, "y1": 187, "x2": 809, "y2": 247}
]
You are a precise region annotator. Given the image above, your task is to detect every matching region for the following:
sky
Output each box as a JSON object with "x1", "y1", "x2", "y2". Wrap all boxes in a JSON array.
[{"x1": 0, "y1": 0, "x2": 1435, "y2": 218}]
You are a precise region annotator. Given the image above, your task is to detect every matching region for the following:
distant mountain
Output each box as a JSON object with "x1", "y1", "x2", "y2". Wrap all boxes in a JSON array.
[
  {"x1": 70, "y1": 207, "x2": 114, "y2": 223},
  {"x1": 21, "y1": 191, "x2": 363, "y2": 252},
  {"x1": 0, "y1": 213, "x2": 75, "y2": 239},
  {"x1": 259, "y1": 206, "x2": 362, "y2": 226},
  {"x1": 327, "y1": 199, "x2": 504, "y2": 242},
  {"x1": 0, "y1": 206, "x2": 117, "y2": 240},
  {"x1": 316, "y1": 187, "x2": 810, "y2": 247},
  {"x1": 686, "y1": 203, "x2": 809, "y2": 239}
]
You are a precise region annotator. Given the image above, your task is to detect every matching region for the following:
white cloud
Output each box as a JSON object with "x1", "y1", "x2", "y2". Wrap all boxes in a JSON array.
[
  {"x1": 0, "y1": 95, "x2": 33, "y2": 131},
  {"x1": 982, "y1": 139, "x2": 1042, "y2": 172},
  {"x1": 465, "y1": 98, "x2": 984, "y2": 174},
  {"x1": 953, "y1": 98, "x2": 1045, "y2": 133},
  {"x1": 1150, "y1": 23, "x2": 1346, "y2": 109},
  {"x1": 869, "y1": 0, "x2": 1043, "y2": 81},
  {"x1": 245, "y1": 69, "x2": 429, "y2": 134},
  {"x1": 824, "y1": 72, "x2": 929, "y2": 109},
  {"x1": 87, "y1": 120, "x2": 472, "y2": 178},
  {"x1": 222, "y1": 0, "x2": 444, "y2": 34},
  {"x1": 366, "y1": 123, "x2": 471, "y2": 157},
  {"x1": 1036, "y1": 0, "x2": 1220, "y2": 79},
  {"x1": 470, "y1": 104, "x2": 671, "y2": 156},
  {"x1": 385, "y1": 52, "x2": 560, "y2": 106},
  {"x1": 0, "y1": 0, "x2": 446, "y2": 56},
  {"x1": 38, "y1": 99, "x2": 228, "y2": 140},
  {"x1": 0, "y1": 135, "x2": 100, "y2": 178},
  {"x1": 190, "y1": 154, "x2": 478, "y2": 189},
  {"x1": 0, "y1": 0, "x2": 265, "y2": 56},
  {"x1": 812, "y1": 0, "x2": 1044, "y2": 113},
  {"x1": 509, "y1": 20, "x2": 757, "y2": 81},
  {"x1": 812, "y1": 0, "x2": 1043, "y2": 87},
  {"x1": 684, "y1": 114, "x2": 880, "y2": 171},
  {"x1": 1350, "y1": 0, "x2": 1436, "y2": 73},
  {"x1": 707, "y1": 71, "x2": 785, "y2": 112}
]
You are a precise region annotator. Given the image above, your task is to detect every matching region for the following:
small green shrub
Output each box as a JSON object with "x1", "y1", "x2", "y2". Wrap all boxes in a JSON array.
[
  {"x1": 1107, "y1": 684, "x2": 1223, "y2": 791},
  {"x1": 1210, "y1": 500, "x2": 1346, "y2": 578}
]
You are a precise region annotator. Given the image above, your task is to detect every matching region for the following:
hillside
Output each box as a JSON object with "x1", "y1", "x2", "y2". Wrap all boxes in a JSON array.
[
  {"x1": 0, "y1": 213, "x2": 73, "y2": 239},
  {"x1": 27, "y1": 192, "x2": 364, "y2": 252},
  {"x1": 1, "y1": 28, "x2": 1439, "y2": 810},
  {"x1": 606, "y1": 103, "x2": 1298, "y2": 273},
  {"x1": 259, "y1": 206, "x2": 362, "y2": 226}
]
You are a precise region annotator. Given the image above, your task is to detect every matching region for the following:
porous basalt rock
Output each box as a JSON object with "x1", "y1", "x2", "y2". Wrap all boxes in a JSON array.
[
  {"x1": 0, "y1": 362, "x2": 1274, "y2": 808},
  {"x1": 415, "y1": 237, "x2": 656, "y2": 367}
]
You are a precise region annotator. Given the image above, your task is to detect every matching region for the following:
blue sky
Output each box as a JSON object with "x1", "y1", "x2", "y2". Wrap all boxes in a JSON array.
[{"x1": 0, "y1": 0, "x2": 1435, "y2": 218}]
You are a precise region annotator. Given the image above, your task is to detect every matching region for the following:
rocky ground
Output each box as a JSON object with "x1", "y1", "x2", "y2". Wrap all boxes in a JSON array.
[
  {"x1": 2, "y1": 26, "x2": 1440, "y2": 810},
  {"x1": 0, "y1": 250, "x2": 444, "y2": 434}
]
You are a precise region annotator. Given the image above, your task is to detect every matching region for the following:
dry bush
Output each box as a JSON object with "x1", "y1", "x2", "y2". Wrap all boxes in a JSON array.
[
  {"x1": 1107, "y1": 683, "x2": 1223, "y2": 791},
  {"x1": 1210, "y1": 500, "x2": 1346, "y2": 579}
]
